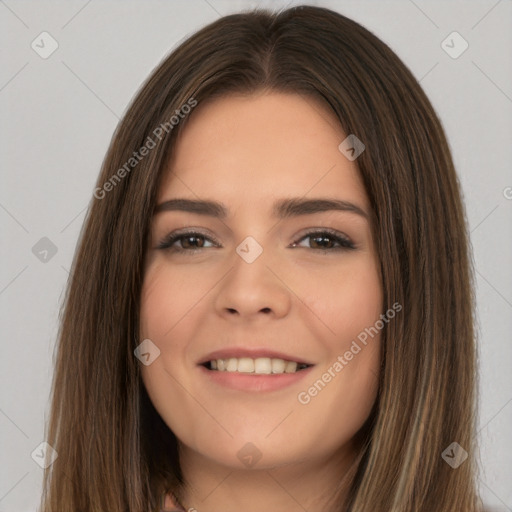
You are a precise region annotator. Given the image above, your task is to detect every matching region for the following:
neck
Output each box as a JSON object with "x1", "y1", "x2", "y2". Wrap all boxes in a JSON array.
[{"x1": 174, "y1": 440, "x2": 363, "y2": 512}]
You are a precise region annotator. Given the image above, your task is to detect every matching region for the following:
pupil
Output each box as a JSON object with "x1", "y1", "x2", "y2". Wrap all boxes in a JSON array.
[
  {"x1": 185, "y1": 236, "x2": 203, "y2": 248},
  {"x1": 313, "y1": 235, "x2": 332, "y2": 249}
]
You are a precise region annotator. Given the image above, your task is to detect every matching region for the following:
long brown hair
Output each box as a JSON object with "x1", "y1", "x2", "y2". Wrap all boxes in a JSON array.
[{"x1": 40, "y1": 5, "x2": 482, "y2": 511}]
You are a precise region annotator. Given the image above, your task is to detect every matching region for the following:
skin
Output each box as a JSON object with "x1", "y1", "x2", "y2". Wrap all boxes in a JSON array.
[{"x1": 140, "y1": 91, "x2": 383, "y2": 512}]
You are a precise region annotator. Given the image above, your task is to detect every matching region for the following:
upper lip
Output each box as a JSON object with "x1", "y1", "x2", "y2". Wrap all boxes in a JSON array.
[{"x1": 198, "y1": 347, "x2": 314, "y2": 366}]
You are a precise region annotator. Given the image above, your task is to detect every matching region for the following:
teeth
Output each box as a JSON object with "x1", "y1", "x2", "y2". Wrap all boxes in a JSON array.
[
  {"x1": 271, "y1": 358, "x2": 286, "y2": 373},
  {"x1": 237, "y1": 357, "x2": 254, "y2": 373},
  {"x1": 226, "y1": 358, "x2": 238, "y2": 372},
  {"x1": 208, "y1": 357, "x2": 309, "y2": 374},
  {"x1": 255, "y1": 357, "x2": 272, "y2": 374},
  {"x1": 285, "y1": 361, "x2": 298, "y2": 373}
]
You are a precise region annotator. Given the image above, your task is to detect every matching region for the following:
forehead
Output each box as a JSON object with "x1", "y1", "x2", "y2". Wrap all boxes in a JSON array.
[{"x1": 157, "y1": 91, "x2": 368, "y2": 210}]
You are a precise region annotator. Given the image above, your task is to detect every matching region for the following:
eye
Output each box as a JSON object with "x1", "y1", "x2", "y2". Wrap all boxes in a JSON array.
[
  {"x1": 156, "y1": 230, "x2": 218, "y2": 253},
  {"x1": 156, "y1": 228, "x2": 356, "y2": 254},
  {"x1": 290, "y1": 229, "x2": 355, "y2": 251}
]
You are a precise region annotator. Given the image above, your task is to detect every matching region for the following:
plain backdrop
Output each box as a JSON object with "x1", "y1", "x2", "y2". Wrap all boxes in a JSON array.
[{"x1": 0, "y1": 1, "x2": 511, "y2": 511}]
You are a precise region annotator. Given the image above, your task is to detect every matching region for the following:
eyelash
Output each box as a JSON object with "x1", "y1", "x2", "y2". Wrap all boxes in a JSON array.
[{"x1": 156, "y1": 228, "x2": 356, "y2": 254}]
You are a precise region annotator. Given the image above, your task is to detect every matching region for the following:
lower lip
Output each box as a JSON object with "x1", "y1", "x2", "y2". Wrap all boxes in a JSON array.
[{"x1": 198, "y1": 365, "x2": 314, "y2": 392}]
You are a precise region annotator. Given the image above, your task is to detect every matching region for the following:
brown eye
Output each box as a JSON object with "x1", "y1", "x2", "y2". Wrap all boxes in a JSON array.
[
  {"x1": 180, "y1": 234, "x2": 206, "y2": 249},
  {"x1": 291, "y1": 230, "x2": 355, "y2": 251},
  {"x1": 157, "y1": 231, "x2": 218, "y2": 253}
]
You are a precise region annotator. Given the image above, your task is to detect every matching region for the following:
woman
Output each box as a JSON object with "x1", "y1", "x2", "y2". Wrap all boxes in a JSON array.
[{"x1": 40, "y1": 5, "x2": 483, "y2": 511}]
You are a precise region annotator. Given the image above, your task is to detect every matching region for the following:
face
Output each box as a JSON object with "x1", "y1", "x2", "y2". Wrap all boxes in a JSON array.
[{"x1": 139, "y1": 91, "x2": 383, "y2": 470}]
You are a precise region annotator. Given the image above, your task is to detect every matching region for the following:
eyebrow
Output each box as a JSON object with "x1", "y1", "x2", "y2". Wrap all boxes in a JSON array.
[{"x1": 154, "y1": 197, "x2": 369, "y2": 220}]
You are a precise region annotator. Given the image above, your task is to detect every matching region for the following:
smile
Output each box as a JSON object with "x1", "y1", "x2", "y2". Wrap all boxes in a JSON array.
[{"x1": 203, "y1": 357, "x2": 312, "y2": 374}]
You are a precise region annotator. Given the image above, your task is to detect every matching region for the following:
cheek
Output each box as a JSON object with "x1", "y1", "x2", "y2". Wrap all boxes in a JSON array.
[
  {"x1": 139, "y1": 262, "x2": 208, "y2": 343},
  {"x1": 292, "y1": 254, "x2": 382, "y2": 434},
  {"x1": 138, "y1": 264, "x2": 209, "y2": 442},
  {"x1": 303, "y1": 253, "x2": 383, "y2": 341},
  {"x1": 138, "y1": 265, "x2": 195, "y2": 410}
]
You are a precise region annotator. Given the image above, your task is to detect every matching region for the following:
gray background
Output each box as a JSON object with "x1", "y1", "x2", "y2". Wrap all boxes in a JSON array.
[{"x1": 0, "y1": 0, "x2": 511, "y2": 511}]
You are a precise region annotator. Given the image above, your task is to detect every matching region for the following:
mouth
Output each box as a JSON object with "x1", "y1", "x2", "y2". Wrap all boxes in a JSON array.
[
  {"x1": 197, "y1": 348, "x2": 315, "y2": 391},
  {"x1": 202, "y1": 357, "x2": 313, "y2": 374}
]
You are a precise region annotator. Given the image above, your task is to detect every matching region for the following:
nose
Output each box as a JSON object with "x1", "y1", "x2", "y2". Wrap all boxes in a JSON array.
[{"x1": 213, "y1": 245, "x2": 292, "y2": 321}]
